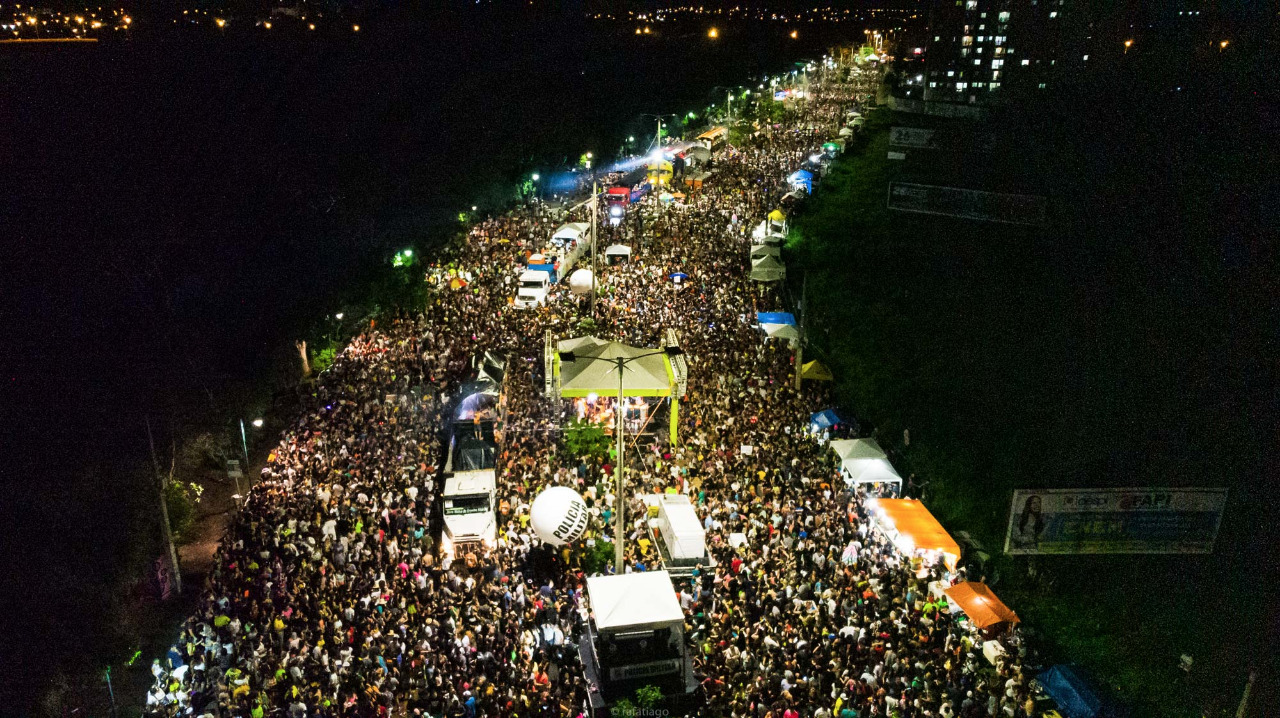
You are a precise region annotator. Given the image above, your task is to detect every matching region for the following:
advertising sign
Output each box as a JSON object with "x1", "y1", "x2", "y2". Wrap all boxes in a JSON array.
[
  {"x1": 888, "y1": 182, "x2": 1047, "y2": 225},
  {"x1": 1004, "y1": 488, "x2": 1228, "y2": 555},
  {"x1": 609, "y1": 659, "x2": 681, "y2": 681},
  {"x1": 890, "y1": 127, "x2": 936, "y2": 148}
]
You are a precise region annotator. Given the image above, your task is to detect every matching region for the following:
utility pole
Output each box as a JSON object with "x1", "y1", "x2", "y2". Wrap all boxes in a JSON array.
[
  {"x1": 145, "y1": 416, "x2": 182, "y2": 596},
  {"x1": 104, "y1": 666, "x2": 117, "y2": 718},
  {"x1": 613, "y1": 357, "x2": 627, "y2": 575},
  {"x1": 796, "y1": 271, "x2": 807, "y2": 390},
  {"x1": 1236, "y1": 669, "x2": 1256, "y2": 718},
  {"x1": 235, "y1": 418, "x2": 249, "y2": 499},
  {"x1": 590, "y1": 179, "x2": 599, "y2": 319}
]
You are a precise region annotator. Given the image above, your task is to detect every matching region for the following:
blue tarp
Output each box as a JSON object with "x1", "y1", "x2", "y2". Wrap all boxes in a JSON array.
[
  {"x1": 757, "y1": 312, "x2": 797, "y2": 326},
  {"x1": 527, "y1": 263, "x2": 557, "y2": 283},
  {"x1": 810, "y1": 410, "x2": 842, "y2": 430},
  {"x1": 1037, "y1": 666, "x2": 1129, "y2": 718}
]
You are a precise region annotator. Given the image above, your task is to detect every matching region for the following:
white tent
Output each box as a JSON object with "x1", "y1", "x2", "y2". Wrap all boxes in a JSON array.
[
  {"x1": 829, "y1": 438, "x2": 888, "y2": 461},
  {"x1": 586, "y1": 571, "x2": 685, "y2": 632},
  {"x1": 843, "y1": 458, "x2": 902, "y2": 488},
  {"x1": 604, "y1": 244, "x2": 632, "y2": 258},
  {"x1": 761, "y1": 323, "x2": 801, "y2": 340},
  {"x1": 552, "y1": 222, "x2": 589, "y2": 245},
  {"x1": 838, "y1": 127, "x2": 854, "y2": 137},
  {"x1": 750, "y1": 254, "x2": 786, "y2": 282},
  {"x1": 750, "y1": 244, "x2": 781, "y2": 260},
  {"x1": 829, "y1": 438, "x2": 901, "y2": 488}
]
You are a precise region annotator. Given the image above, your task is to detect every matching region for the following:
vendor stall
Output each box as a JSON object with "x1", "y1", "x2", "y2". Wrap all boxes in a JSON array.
[
  {"x1": 788, "y1": 169, "x2": 814, "y2": 193},
  {"x1": 800, "y1": 360, "x2": 833, "y2": 381},
  {"x1": 809, "y1": 409, "x2": 845, "y2": 433},
  {"x1": 1035, "y1": 665, "x2": 1130, "y2": 718},
  {"x1": 942, "y1": 582, "x2": 1020, "y2": 630},
  {"x1": 756, "y1": 312, "x2": 799, "y2": 341},
  {"x1": 865, "y1": 498, "x2": 960, "y2": 572},
  {"x1": 828, "y1": 438, "x2": 902, "y2": 492},
  {"x1": 750, "y1": 244, "x2": 781, "y2": 261},
  {"x1": 749, "y1": 255, "x2": 786, "y2": 282},
  {"x1": 604, "y1": 244, "x2": 632, "y2": 265},
  {"x1": 767, "y1": 208, "x2": 787, "y2": 234}
]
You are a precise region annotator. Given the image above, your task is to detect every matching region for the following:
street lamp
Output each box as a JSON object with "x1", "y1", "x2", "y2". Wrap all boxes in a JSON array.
[
  {"x1": 557, "y1": 346, "x2": 685, "y2": 574},
  {"x1": 236, "y1": 418, "x2": 263, "y2": 500}
]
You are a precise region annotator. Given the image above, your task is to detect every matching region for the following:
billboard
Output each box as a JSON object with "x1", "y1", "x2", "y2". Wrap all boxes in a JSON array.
[
  {"x1": 1004, "y1": 488, "x2": 1228, "y2": 555},
  {"x1": 890, "y1": 126, "x2": 936, "y2": 148},
  {"x1": 888, "y1": 182, "x2": 1048, "y2": 225}
]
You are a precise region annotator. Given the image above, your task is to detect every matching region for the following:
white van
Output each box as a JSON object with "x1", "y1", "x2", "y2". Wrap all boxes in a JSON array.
[
  {"x1": 441, "y1": 470, "x2": 497, "y2": 561},
  {"x1": 514, "y1": 269, "x2": 551, "y2": 309}
]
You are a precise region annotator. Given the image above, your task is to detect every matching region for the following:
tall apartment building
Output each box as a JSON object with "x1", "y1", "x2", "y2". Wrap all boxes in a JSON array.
[{"x1": 920, "y1": 0, "x2": 1097, "y2": 104}]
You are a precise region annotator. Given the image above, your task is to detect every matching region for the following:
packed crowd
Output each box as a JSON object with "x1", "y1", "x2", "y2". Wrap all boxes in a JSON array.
[{"x1": 145, "y1": 64, "x2": 1038, "y2": 718}]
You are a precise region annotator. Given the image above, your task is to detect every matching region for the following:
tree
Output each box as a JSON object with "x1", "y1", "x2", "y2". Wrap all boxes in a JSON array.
[
  {"x1": 295, "y1": 340, "x2": 311, "y2": 377},
  {"x1": 563, "y1": 418, "x2": 611, "y2": 463},
  {"x1": 634, "y1": 685, "x2": 663, "y2": 709}
]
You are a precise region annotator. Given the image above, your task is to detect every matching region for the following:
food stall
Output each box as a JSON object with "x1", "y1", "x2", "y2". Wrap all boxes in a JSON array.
[{"x1": 865, "y1": 498, "x2": 960, "y2": 573}]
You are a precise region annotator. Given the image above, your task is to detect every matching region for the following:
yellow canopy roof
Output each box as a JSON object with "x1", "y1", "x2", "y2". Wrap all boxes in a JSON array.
[
  {"x1": 800, "y1": 360, "x2": 833, "y2": 380},
  {"x1": 943, "y1": 582, "x2": 1019, "y2": 629},
  {"x1": 768, "y1": 209, "x2": 786, "y2": 222}
]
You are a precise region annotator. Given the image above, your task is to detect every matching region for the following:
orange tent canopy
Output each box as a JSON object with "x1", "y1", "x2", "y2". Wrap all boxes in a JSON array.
[
  {"x1": 869, "y1": 498, "x2": 961, "y2": 571},
  {"x1": 943, "y1": 581, "x2": 1019, "y2": 629}
]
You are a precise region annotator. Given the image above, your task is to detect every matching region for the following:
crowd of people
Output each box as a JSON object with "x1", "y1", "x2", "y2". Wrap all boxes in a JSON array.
[{"x1": 145, "y1": 62, "x2": 1040, "y2": 718}]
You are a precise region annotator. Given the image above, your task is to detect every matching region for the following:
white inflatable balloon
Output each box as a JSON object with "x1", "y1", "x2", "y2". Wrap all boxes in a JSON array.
[
  {"x1": 531, "y1": 486, "x2": 590, "y2": 546},
  {"x1": 568, "y1": 268, "x2": 594, "y2": 296}
]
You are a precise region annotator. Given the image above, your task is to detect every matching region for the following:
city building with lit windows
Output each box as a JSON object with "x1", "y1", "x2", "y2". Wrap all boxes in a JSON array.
[{"x1": 921, "y1": 0, "x2": 1098, "y2": 104}]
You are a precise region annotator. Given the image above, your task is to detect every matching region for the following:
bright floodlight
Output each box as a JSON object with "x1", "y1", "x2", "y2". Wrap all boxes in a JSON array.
[
  {"x1": 335, "y1": 312, "x2": 344, "y2": 320},
  {"x1": 403, "y1": 249, "x2": 412, "y2": 256},
  {"x1": 252, "y1": 418, "x2": 264, "y2": 428},
  {"x1": 532, "y1": 173, "x2": 540, "y2": 181}
]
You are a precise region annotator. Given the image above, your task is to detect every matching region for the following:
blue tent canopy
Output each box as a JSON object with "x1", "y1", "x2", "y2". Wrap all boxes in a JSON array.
[
  {"x1": 757, "y1": 312, "x2": 797, "y2": 326},
  {"x1": 788, "y1": 170, "x2": 813, "y2": 192},
  {"x1": 810, "y1": 409, "x2": 842, "y2": 430},
  {"x1": 1037, "y1": 666, "x2": 1129, "y2": 718}
]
